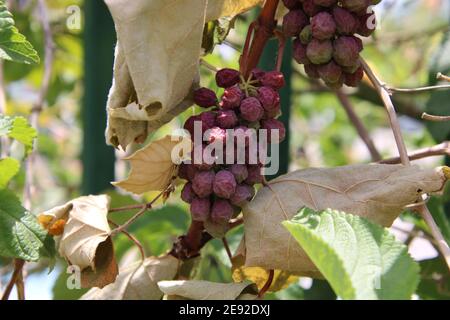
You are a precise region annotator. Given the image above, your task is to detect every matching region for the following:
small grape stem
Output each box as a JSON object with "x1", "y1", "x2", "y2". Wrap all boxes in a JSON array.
[
  {"x1": 385, "y1": 84, "x2": 450, "y2": 94},
  {"x1": 421, "y1": 113, "x2": 450, "y2": 122},
  {"x1": 222, "y1": 237, "x2": 233, "y2": 263},
  {"x1": 109, "y1": 183, "x2": 171, "y2": 235},
  {"x1": 379, "y1": 141, "x2": 450, "y2": 164}
]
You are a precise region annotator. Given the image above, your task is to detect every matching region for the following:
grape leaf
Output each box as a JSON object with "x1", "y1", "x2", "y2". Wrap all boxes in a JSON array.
[
  {"x1": 39, "y1": 195, "x2": 118, "y2": 288},
  {"x1": 81, "y1": 255, "x2": 180, "y2": 300},
  {"x1": 283, "y1": 208, "x2": 420, "y2": 300},
  {"x1": 243, "y1": 164, "x2": 448, "y2": 274},
  {"x1": 158, "y1": 280, "x2": 258, "y2": 300},
  {"x1": 0, "y1": 189, "x2": 55, "y2": 261},
  {"x1": 0, "y1": 157, "x2": 19, "y2": 188},
  {"x1": 113, "y1": 135, "x2": 191, "y2": 195},
  {"x1": 104, "y1": 0, "x2": 262, "y2": 149},
  {"x1": 0, "y1": 2, "x2": 39, "y2": 64},
  {"x1": 0, "y1": 115, "x2": 37, "y2": 154}
]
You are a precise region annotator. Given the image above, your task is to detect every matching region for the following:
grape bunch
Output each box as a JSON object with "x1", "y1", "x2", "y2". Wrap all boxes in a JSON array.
[
  {"x1": 282, "y1": 0, "x2": 381, "y2": 88},
  {"x1": 177, "y1": 68, "x2": 286, "y2": 231}
]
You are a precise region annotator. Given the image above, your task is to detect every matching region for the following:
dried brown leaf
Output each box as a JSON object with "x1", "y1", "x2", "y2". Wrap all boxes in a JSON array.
[
  {"x1": 243, "y1": 164, "x2": 449, "y2": 275},
  {"x1": 158, "y1": 280, "x2": 258, "y2": 300},
  {"x1": 39, "y1": 195, "x2": 118, "y2": 288},
  {"x1": 113, "y1": 135, "x2": 191, "y2": 195},
  {"x1": 81, "y1": 255, "x2": 180, "y2": 300},
  {"x1": 104, "y1": 0, "x2": 262, "y2": 150}
]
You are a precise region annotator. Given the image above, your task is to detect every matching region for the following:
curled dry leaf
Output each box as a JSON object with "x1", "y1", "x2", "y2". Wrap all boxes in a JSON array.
[
  {"x1": 104, "y1": 0, "x2": 262, "y2": 150},
  {"x1": 243, "y1": 164, "x2": 449, "y2": 275},
  {"x1": 158, "y1": 280, "x2": 258, "y2": 300},
  {"x1": 39, "y1": 195, "x2": 118, "y2": 288},
  {"x1": 81, "y1": 255, "x2": 180, "y2": 300},
  {"x1": 113, "y1": 135, "x2": 191, "y2": 195}
]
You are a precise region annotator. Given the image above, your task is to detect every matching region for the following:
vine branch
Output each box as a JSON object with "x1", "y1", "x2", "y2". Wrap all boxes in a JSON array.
[
  {"x1": 379, "y1": 141, "x2": 450, "y2": 164},
  {"x1": 436, "y1": 73, "x2": 450, "y2": 82},
  {"x1": 361, "y1": 58, "x2": 450, "y2": 271},
  {"x1": 385, "y1": 84, "x2": 450, "y2": 94},
  {"x1": 1, "y1": 259, "x2": 25, "y2": 300},
  {"x1": 421, "y1": 113, "x2": 450, "y2": 122}
]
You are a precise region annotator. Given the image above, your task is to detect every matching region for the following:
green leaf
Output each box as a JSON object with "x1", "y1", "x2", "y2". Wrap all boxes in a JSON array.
[
  {"x1": 0, "y1": 115, "x2": 37, "y2": 154},
  {"x1": 283, "y1": 208, "x2": 420, "y2": 300},
  {"x1": 0, "y1": 189, "x2": 55, "y2": 261},
  {"x1": 0, "y1": 157, "x2": 19, "y2": 188},
  {"x1": 0, "y1": 3, "x2": 39, "y2": 64}
]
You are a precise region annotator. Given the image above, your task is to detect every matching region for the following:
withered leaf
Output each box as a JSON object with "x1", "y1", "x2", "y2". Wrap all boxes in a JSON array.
[
  {"x1": 158, "y1": 280, "x2": 258, "y2": 300},
  {"x1": 243, "y1": 164, "x2": 449, "y2": 275},
  {"x1": 81, "y1": 255, "x2": 180, "y2": 300},
  {"x1": 113, "y1": 135, "x2": 191, "y2": 195},
  {"x1": 39, "y1": 195, "x2": 118, "y2": 288},
  {"x1": 104, "y1": 0, "x2": 262, "y2": 150}
]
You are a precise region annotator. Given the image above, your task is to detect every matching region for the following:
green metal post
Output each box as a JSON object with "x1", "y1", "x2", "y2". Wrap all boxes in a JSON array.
[{"x1": 82, "y1": 1, "x2": 116, "y2": 194}]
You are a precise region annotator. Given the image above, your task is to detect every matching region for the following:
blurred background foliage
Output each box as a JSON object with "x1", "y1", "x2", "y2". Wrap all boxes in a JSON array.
[{"x1": 0, "y1": 0, "x2": 449, "y2": 300}]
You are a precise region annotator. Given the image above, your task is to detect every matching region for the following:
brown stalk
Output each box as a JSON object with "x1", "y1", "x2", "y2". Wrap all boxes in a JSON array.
[{"x1": 361, "y1": 58, "x2": 450, "y2": 271}]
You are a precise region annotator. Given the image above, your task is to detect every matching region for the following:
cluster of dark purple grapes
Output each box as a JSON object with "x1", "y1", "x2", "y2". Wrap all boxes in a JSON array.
[
  {"x1": 282, "y1": 0, "x2": 381, "y2": 88},
  {"x1": 177, "y1": 68, "x2": 286, "y2": 228}
]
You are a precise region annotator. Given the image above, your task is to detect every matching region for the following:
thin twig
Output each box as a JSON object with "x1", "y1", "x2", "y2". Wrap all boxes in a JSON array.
[
  {"x1": 199, "y1": 59, "x2": 218, "y2": 72},
  {"x1": 222, "y1": 40, "x2": 242, "y2": 53},
  {"x1": 1, "y1": 259, "x2": 25, "y2": 300},
  {"x1": 421, "y1": 113, "x2": 450, "y2": 122},
  {"x1": 362, "y1": 58, "x2": 450, "y2": 271},
  {"x1": 390, "y1": 225, "x2": 438, "y2": 247},
  {"x1": 361, "y1": 59, "x2": 410, "y2": 166},
  {"x1": 336, "y1": 90, "x2": 382, "y2": 161},
  {"x1": 15, "y1": 267, "x2": 25, "y2": 300},
  {"x1": 108, "y1": 219, "x2": 145, "y2": 261},
  {"x1": 379, "y1": 142, "x2": 450, "y2": 164},
  {"x1": 108, "y1": 203, "x2": 148, "y2": 213},
  {"x1": 109, "y1": 205, "x2": 150, "y2": 236},
  {"x1": 109, "y1": 185, "x2": 170, "y2": 235},
  {"x1": 415, "y1": 206, "x2": 450, "y2": 269},
  {"x1": 436, "y1": 73, "x2": 450, "y2": 82},
  {"x1": 385, "y1": 84, "x2": 450, "y2": 94},
  {"x1": 222, "y1": 237, "x2": 233, "y2": 263}
]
